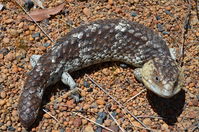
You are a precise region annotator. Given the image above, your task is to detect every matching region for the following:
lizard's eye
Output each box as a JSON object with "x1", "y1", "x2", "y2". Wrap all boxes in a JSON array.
[{"x1": 155, "y1": 76, "x2": 160, "y2": 81}]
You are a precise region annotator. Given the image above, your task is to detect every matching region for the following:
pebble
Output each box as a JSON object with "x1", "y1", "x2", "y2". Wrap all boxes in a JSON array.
[
  {"x1": 83, "y1": 8, "x2": 92, "y2": 16},
  {"x1": 3, "y1": 37, "x2": 10, "y2": 43},
  {"x1": 104, "y1": 119, "x2": 112, "y2": 126},
  {"x1": 84, "y1": 125, "x2": 94, "y2": 132},
  {"x1": 165, "y1": 10, "x2": 172, "y2": 16},
  {"x1": 66, "y1": 99, "x2": 75, "y2": 108},
  {"x1": 43, "y1": 43, "x2": 51, "y2": 47},
  {"x1": 0, "y1": 100, "x2": 6, "y2": 106},
  {"x1": 9, "y1": 29, "x2": 19, "y2": 37},
  {"x1": 161, "y1": 123, "x2": 169, "y2": 130},
  {"x1": 143, "y1": 118, "x2": 152, "y2": 126},
  {"x1": 73, "y1": 117, "x2": 82, "y2": 127},
  {"x1": 4, "y1": 52, "x2": 15, "y2": 61},
  {"x1": 131, "y1": 121, "x2": 142, "y2": 127},
  {"x1": 131, "y1": 11, "x2": 138, "y2": 17},
  {"x1": 109, "y1": 125, "x2": 119, "y2": 132},
  {"x1": 96, "y1": 99, "x2": 105, "y2": 105},
  {"x1": 32, "y1": 32, "x2": 40, "y2": 38},
  {"x1": 83, "y1": 80, "x2": 90, "y2": 88},
  {"x1": 157, "y1": 23, "x2": 164, "y2": 32},
  {"x1": 108, "y1": 0, "x2": 113, "y2": 5},
  {"x1": 96, "y1": 112, "x2": 107, "y2": 124},
  {"x1": 5, "y1": 19, "x2": 14, "y2": 24},
  {"x1": 11, "y1": 111, "x2": 18, "y2": 119},
  {"x1": 29, "y1": 25, "x2": 36, "y2": 31},
  {"x1": 0, "y1": 91, "x2": 6, "y2": 98},
  {"x1": 7, "y1": 126, "x2": 15, "y2": 131},
  {"x1": 43, "y1": 113, "x2": 51, "y2": 119},
  {"x1": 18, "y1": 22, "x2": 24, "y2": 28},
  {"x1": 83, "y1": 104, "x2": 90, "y2": 110}
]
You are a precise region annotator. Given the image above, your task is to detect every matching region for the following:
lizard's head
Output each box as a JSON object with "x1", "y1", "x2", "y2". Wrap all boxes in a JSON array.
[{"x1": 141, "y1": 57, "x2": 183, "y2": 98}]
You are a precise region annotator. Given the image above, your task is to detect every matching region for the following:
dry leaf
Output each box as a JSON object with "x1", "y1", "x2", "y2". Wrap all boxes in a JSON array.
[{"x1": 22, "y1": 3, "x2": 65, "y2": 22}]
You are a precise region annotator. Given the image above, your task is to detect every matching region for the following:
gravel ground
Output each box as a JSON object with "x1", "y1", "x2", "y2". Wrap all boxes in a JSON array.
[{"x1": 0, "y1": 0, "x2": 198, "y2": 132}]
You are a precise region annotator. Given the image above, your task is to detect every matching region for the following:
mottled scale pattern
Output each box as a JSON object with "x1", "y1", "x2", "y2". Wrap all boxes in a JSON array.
[{"x1": 18, "y1": 19, "x2": 178, "y2": 128}]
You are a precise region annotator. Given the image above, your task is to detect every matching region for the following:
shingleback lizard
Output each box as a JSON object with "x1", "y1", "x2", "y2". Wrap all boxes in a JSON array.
[{"x1": 18, "y1": 19, "x2": 183, "y2": 128}]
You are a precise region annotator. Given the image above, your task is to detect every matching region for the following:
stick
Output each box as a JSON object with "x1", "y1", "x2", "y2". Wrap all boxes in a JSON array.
[{"x1": 85, "y1": 74, "x2": 152, "y2": 130}]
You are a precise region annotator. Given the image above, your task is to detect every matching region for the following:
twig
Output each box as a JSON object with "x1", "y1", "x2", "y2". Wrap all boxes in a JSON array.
[
  {"x1": 180, "y1": 0, "x2": 192, "y2": 67},
  {"x1": 107, "y1": 111, "x2": 126, "y2": 132},
  {"x1": 136, "y1": 115, "x2": 163, "y2": 119},
  {"x1": 14, "y1": 0, "x2": 55, "y2": 43},
  {"x1": 73, "y1": 112, "x2": 114, "y2": 132},
  {"x1": 42, "y1": 109, "x2": 59, "y2": 122},
  {"x1": 85, "y1": 74, "x2": 152, "y2": 131},
  {"x1": 125, "y1": 89, "x2": 146, "y2": 104}
]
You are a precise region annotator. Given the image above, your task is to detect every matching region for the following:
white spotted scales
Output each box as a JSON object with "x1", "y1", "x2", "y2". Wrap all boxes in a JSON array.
[{"x1": 18, "y1": 19, "x2": 183, "y2": 129}]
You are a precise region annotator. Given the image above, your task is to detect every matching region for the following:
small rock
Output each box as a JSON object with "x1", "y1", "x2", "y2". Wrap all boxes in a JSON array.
[
  {"x1": 7, "y1": 126, "x2": 15, "y2": 131},
  {"x1": 73, "y1": 117, "x2": 82, "y2": 127},
  {"x1": 108, "y1": 0, "x2": 113, "y2": 5},
  {"x1": 131, "y1": 121, "x2": 142, "y2": 127},
  {"x1": 3, "y1": 37, "x2": 10, "y2": 43},
  {"x1": 96, "y1": 112, "x2": 107, "y2": 124},
  {"x1": 18, "y1": 22, "x2": 24, "y2": 28},
  {"x1": 104, "y1": 119, "x2": 112, "y2": 126},
  {"x1": 12, "y1": 110, "x2": 18, "y2": 116},
  {"x1": 51, "y1": 130, "x2": 59, "y2": 132},
  {"x1": 29, "y1": 25, "x2": 36, "y2": 31},
  {"x1": 189, "y1": 111, "x2": 197, "y2": 118},
  {"x1": 5, "y1": 19, "x2": 14, "y2": 24},
  {"x1": 134, "y1": 0, "x2": 139, "y2": 3},
  {"x1": 83, "y1": 81, "x2": 90, "y2": 88},
  {"x1": 32, "y1": 32, "x2": 40, "y2": 38},
  {"x1": 0, "y1": 48, "x2": 9, "y2": 56},
  {"x1": 0, "y1": 91, "x2": 6, "y2": 98},
  {"x1": 109, "y1": 125, "x2": 119, "y2": 132},
  {"x1": 4, "y1": 52, "x2": 15, "y2": 61},
  {"x1": 165, "y1": 10, "x2": 172, "y2": 16},
  {"x1": 83, "y1": 8, "x2": 91, "y2": 16},
  {"x1": 59, "y1": 128, "x2": 65, "y2": 132},
  {"x1": 156, "y1": 15, "x2": 161, "y2": 20},
  {"x1": 161, "y1": 123, "x2": 169, "y2": 130},
  {"x1": 131, "y1": 11, "x2": 138, "y2": 17},
  {"x1": 65, "y1": 128, "x2": 72, "y2": 132},
  {"x1": 43, "y1": 113, "x2": 51, "y2": 119},
  {"x1": 83, "y1": 104, "x2": 90, "y2": 110},
  {"x1": 143, "y1": 118, "x2": 152, "y2": 126},
  {"x1": 157, "y1": 23, "x2": 164, "y2": 32},
  {"x1": 66, "y1": 99, "x2": 75, "y2": 108},
  {"x1": 84, "y1": 125, "x2": 94, "y2": 132},
  {"x1": 0, "y1": 54, "x2": 3, "y2": 59},
  {"x1": 96, "y1": 99, "x2": 105, "y2": 105},
  {"x1": 43, "y1": 43, "x2": 51, "y2": 47},
  {"x1": 95, "y1": 127, "x2": 102, "y2": 132},
  {"x1": 196, "y1": 95, "x2": 199, "y2": 100},
  {"x1": 0, "y1": 100, "x2": 6, "y2": 106},
  {"x1": 110, "y1": 112, "x2": 117, "y2": 120},
  {"x1": 9, "y1": 29, "x2": 18, "y2": 36}
]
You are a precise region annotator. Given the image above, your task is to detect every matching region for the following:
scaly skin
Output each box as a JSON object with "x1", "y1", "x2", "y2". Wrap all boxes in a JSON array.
[{"x1": 18, "y1": 19, "x2": 182, "y2": 128}]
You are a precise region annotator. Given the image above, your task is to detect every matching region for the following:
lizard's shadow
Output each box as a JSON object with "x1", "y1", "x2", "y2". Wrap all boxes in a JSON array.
[{"x1": 146, "y1": 89, "x2": 185, "y2": 125}]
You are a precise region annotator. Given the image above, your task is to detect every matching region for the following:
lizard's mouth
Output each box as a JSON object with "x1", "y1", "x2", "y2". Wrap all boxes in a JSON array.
[{"x1": 142, "y1": 77, "x2": 175, "y2": 98}]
